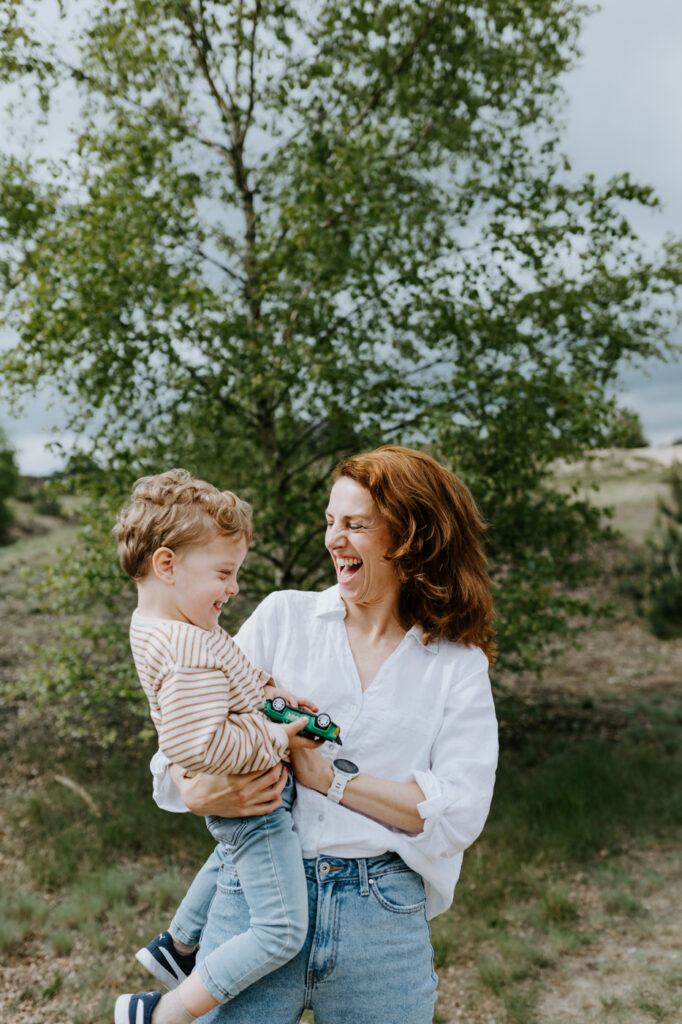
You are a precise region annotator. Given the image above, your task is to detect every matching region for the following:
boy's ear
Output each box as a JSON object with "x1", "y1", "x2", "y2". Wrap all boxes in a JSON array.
[{"x1": 151, "y1": 547, "x2": 176, "y2": 584}]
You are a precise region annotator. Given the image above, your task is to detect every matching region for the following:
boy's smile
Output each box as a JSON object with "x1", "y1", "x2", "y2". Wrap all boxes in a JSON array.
[{"x1": 168, "y1": 533, "x2": 248, "y2": 630}]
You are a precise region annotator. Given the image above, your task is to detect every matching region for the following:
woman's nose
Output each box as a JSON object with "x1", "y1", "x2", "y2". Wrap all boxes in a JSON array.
[{"x1": 325, "y1": 524, "x2": 342, "y2": 547}]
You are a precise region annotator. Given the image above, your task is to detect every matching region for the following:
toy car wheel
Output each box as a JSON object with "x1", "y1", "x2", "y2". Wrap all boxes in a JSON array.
[
  {"x1": 271, "y1": 697, "x2": 287, "y2": 712},
  {"x1": 315, "y1": 713, "x2": 331, "y2": 729}
]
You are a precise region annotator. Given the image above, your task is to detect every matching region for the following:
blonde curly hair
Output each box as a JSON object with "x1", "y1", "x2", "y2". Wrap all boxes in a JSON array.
[{"x1": 114, "y1": 469, "x2": 253, "y2": 581}]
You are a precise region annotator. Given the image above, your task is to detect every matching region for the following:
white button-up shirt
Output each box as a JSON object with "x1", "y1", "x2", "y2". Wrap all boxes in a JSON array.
[{"x1": 151, "y1": 585, "x2": 498, "y2": 919}]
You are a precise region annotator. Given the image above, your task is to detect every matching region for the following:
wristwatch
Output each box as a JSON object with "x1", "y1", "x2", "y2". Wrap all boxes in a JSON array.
[{"x1": 326, "y1": 758, "x2": 359, "y2": 804}]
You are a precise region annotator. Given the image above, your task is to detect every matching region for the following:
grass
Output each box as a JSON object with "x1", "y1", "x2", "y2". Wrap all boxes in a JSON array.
[
  {"x1": 2, "y1": 740, "x2": 214, "y2": 889},
  {"x1": 1, "y1": 693, "x2": 680, "y2": 1023},
  {"x1": 0, "y1": 522, "x2": 79, "y2": 571},
  {"x1": 426, "y1": 696, "x2": 682, "y2": 1022}
]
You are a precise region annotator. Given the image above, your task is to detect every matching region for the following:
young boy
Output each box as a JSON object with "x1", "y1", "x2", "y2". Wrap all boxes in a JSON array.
[{"x1": 113, "y1": 469, "x2": 316, "y2": 1024}]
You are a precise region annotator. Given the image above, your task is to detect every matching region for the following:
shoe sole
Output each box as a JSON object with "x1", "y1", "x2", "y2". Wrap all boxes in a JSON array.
[
  {"x1": 114, "y1": 994, "x2": 133, "y2": 1024},
  {"x1": 135, "y1": 947, "x2": 185, "y2": 990}
]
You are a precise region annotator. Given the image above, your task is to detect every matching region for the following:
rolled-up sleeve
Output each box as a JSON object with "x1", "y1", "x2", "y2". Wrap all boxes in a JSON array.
[
  {"x1": 407, "y1": 656, "x2": 498, "y2": 859},
  {"x1": 150, "y1": 748, "x2": 188, "y2": 813}
]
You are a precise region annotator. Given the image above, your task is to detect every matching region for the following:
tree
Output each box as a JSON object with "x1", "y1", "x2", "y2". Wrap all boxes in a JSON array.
[
  {"x1": 0, "y1": 425, "x2": 20, "y2": 543},
  {"x1": 1, "y1": 1, "x2": 681, "y2": 732},
  {"x1": 601, "y1": 406, "x2": 649, "y2": 450}
]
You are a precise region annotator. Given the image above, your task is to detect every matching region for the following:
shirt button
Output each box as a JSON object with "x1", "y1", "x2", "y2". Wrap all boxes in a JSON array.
[
  {"x1": 350, "y1": 704, "x2": 358, "y2": 712},
  {"x1": 318, "y1": 814, "x2": 325, "y2": 821}
]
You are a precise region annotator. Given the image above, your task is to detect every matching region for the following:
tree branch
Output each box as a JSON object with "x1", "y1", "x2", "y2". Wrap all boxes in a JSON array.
[
  {"x1": 195, "y1": 247, "x2": 247, "y2": 284},
  {"x1": 245, "y1": 0, "x2": 261, "y2": 131},
  {"x1": 346, "y1": 0, "x2": 450, "y2": 134},
  {"x1": 177, "y1": 0, "x2": 239, "y2": 143}
]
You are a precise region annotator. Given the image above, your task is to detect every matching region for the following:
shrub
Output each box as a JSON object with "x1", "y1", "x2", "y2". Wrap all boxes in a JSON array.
[
  {"x1": 640, "y1": 469, "x2": 682, "y2": 638},
  {"x1": 0, "y1": 427, "x2": 20, "y2": 543},
  {"x1": 602, "y1": 406, "x2": 649, "y2": 449}
]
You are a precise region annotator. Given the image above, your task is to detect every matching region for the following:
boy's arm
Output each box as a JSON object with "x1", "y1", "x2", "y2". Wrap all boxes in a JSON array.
[{"x1": 156, "y1": 664, "x2": 290, "y2": 776}]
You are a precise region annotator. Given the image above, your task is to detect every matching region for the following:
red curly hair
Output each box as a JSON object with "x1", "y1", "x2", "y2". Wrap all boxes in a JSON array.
[{"x1": 334, "y1": 445, "x2": 496, "y2": 663}]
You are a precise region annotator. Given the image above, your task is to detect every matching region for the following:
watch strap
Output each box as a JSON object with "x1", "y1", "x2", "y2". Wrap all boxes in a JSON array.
[{"x1": 327, "y1": 764, "x2": 355, "y2": 803}]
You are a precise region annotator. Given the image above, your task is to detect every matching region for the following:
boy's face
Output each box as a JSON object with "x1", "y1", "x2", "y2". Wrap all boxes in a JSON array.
[{"x1": 170, "y1": 533, "x2": 249, "y2": 630}]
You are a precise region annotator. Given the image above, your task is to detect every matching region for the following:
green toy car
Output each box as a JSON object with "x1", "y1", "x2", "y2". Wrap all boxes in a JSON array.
[{"x1": 263, "y1": 697, "x2": 342, "y2": 745}]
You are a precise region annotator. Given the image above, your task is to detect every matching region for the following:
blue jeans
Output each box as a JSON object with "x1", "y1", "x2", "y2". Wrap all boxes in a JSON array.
[
  {"x1": 197, "y1": 850, "x2": 438, "y2": 1024},
  {"x1": 170, "y1": 774, "x2": 307, "y2": 1002}
]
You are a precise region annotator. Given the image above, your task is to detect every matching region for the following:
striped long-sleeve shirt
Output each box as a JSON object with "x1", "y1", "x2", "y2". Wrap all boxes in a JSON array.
[{"x1": 130, "y1": 610, "x2": 289, "y2": 775}]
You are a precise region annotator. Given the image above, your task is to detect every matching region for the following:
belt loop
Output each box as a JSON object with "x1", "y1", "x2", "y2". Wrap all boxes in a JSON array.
[{"x1": 358, "y1": 857, "x2": 370, "y2": 896}]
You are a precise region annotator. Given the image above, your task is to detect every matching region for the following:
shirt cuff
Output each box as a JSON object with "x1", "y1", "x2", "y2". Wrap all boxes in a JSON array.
[
  {"x1": 150, "y1": 749, "x2": 189, "y2": 813},
  {"x1": 264, "y1": 720, "x2": 289, "y2": 759},
  {"x1": 410, "y1": 768, "x2": 462, "y2": 859}
]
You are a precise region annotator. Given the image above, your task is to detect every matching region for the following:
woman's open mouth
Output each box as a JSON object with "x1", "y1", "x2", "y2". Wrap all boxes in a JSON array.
[{"x1": 333, "y1": 555, "x2": 363, "y2": 584}]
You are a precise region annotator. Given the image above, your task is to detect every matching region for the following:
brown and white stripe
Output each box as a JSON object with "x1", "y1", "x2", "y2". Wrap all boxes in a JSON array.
[{"x1": 130, "y1": 616, "x2": 288, "y2": 775}]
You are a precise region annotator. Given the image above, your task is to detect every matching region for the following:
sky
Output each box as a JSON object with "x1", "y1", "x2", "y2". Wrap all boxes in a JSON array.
[
  {"x1": 2, "y1": 0, "x2": 682, "y2": 474},
  {"x1": 563, "y1": 0, "x2": 682, "y2": 448}
]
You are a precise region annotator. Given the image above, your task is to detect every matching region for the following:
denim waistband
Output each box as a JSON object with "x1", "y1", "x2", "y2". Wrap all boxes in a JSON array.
[{"x1": 303, "y1": 851, "x2": 408, "y2": 890}]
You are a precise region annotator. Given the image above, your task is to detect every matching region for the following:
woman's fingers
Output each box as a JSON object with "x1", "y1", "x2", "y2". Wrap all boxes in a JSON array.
[
  {"x1": 173, "y1": 762, "x2": 289, "y2": 816},
  {"x1": 296, "y1": 697, "x2": 319, "y2": 713}
]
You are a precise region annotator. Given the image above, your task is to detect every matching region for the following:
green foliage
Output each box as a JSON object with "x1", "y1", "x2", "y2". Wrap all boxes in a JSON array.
[
  {"x1": 0, "y1": 889, "x2": 48, "y2": 953},
  {"x1": 15, "y1": 492, "x2": 149, "y2": 735},
  {"x1": 15, "y1": 475, "x2": 63, "y2": 515},
  {"x1": 33, "y1": 485, "x2": 62, "y2": 517},
  {"x1": 490, "y1": 701, "x2": 682, "y2": 859},
  {"x1": 602, "y1": 406, "x2": 649, "y2": 449},
  {"x1": 3, "y1": 693, "x2": 680, "y2": 1018},
  {"x1": 1, "y1": 2, "x2": 681, "y2": 734},
  {"x1": 638, "y1": 469, "x2": 682, "y2": 638},
  {"x1": 0, "y1": 426, "x2": 20, "y2": 543},
  {"x1": 4, "y1": 739, "x2": 212, "y2": 888}
]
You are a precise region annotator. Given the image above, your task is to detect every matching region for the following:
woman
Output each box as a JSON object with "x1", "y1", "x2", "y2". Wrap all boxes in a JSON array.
[{"x1": 156, "y1": 445, "x2": 498, "y2": 1024}]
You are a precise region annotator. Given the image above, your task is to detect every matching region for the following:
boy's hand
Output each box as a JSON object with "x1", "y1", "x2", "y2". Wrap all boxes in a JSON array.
[
  {"x1": 264, "y1": 683, "x2": 318, "y2": 715},
  {"x1": 282, "y1": 715, "x2": 322, "y2": 749}
]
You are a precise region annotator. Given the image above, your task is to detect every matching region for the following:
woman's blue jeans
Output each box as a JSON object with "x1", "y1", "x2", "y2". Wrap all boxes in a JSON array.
[
  {"x1": 170, "y1": 774, "x2": 307, "y2": 1002},
  {"x1": 197, "y1": 849, "x2": 438, "y2": 1024}
]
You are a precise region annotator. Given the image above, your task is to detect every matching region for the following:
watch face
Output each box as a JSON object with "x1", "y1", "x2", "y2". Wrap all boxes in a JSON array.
[{"x1": 333, "y1": 758, "x2": 359, "y2": 775}]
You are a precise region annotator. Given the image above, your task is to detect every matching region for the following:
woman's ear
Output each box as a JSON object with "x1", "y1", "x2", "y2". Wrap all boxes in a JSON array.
[{"x1": 151, "y1": 546, "x2": 176, "y2": 584}]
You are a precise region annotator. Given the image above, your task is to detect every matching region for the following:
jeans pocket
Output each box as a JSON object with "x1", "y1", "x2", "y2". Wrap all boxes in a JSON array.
[
  {"x1": 369, "y1": 868, "x2": 427, "y2": 914},
  {"x1": 216, "y1": 861, "x2": 244, "y2": 895}
]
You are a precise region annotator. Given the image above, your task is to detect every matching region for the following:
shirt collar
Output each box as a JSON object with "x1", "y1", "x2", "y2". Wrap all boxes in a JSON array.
[
  {"x1": 314, "y1": 585, "x2": 347, "y2": 619},
  {"x1": 314, "y1": 586, "x2": 439, "y2": 654}
]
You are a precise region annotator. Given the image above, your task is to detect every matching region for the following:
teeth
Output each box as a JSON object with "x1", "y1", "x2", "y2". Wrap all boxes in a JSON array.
[{"x1": 336, "y1": 557, "x2": 362, "y2": 568}]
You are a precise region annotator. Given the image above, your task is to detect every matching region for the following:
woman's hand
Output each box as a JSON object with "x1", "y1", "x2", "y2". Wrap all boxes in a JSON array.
[
  {"x1": 264, "y1": 682, "x2": 319, "y2": 715},
  {"x1": 170, "y1": 762, "x2": 289, "y2": 818},
  {"x1": 289, "y1": 745, "x2": 334, "y2": 794}
]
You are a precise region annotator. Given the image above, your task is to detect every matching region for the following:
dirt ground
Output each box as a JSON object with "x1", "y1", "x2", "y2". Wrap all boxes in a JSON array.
[
  {"x1": 1, "y1": 469, "x2": 681, "y2": 1023},
  {"x1": 436, "y1": 841, "x2": 682, "y2": 1023}
]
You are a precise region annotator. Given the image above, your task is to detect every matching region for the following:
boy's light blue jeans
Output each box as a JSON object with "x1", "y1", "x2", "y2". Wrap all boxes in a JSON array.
[
  {"x1": 170, "y1": 773, "x2": 307, "y2": 1003},
  {"x1": 197, "y1": 849, "x2": 438, "y2": 1023}
]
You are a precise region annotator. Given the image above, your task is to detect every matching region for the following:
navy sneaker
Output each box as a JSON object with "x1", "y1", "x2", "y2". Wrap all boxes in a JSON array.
[
  {"x1": 135, "y1": 931, "x2": 197, "y2": 990},
  {"x1": 114, "y1": 990, "x2": 162, "y2": 1024}
]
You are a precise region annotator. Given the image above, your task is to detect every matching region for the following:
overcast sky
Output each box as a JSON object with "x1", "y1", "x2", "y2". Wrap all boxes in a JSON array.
[
  {"x1": 563, "y1": 0, "x2": 682, "y2": 448},
  {"x1": 3, "y1": 0, "x2": 682, "y2": 473}
]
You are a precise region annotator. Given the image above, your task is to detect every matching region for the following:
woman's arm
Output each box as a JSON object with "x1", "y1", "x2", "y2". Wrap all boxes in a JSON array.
[
  {"x1": 170, "y1": 762, "x2": 289, "y2": 817},
  {"x1": 171, "y1": 728, "x2": 321, "y2": 817},
  {"x1": 290, "y1": 747, "x2": 426, "y2": 834}
]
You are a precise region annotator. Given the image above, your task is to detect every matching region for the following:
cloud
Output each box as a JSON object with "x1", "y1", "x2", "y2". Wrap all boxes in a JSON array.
[{"x1": 12, "y1": 432, "x2": 75, "y2": 476}]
